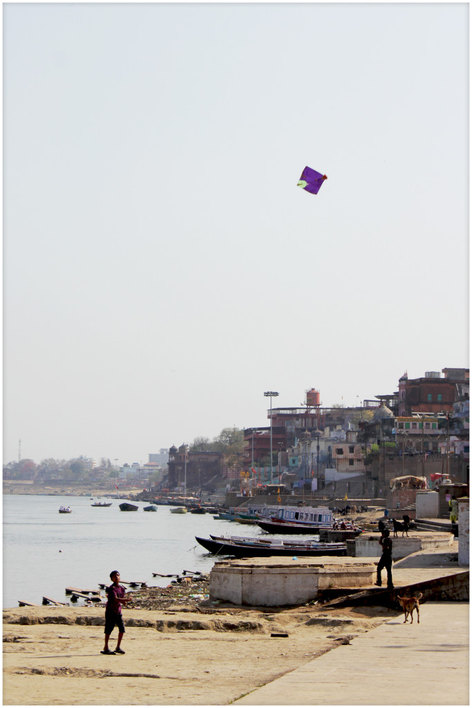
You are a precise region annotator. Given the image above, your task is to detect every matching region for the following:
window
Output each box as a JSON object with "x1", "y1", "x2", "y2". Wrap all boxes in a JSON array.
[
  {"x1": 437, "y1": 394, "x2": 443, "y2": 402},
  {"x1": 349, "y1": 459, "x2": 354, "y2": 466},
  {"x1": 425, "y1": 422, "x2": 431, "y2": 429},
  {"x1": 412, "y1": 422, "x2": 417, "y2": 429},
  {"x1": 432, "y1": 423, "x2": 437, "y2": 430},
  {"x1": 427, "y1": 393, "x2": 432, "y2": 402},
  {"x1": 405, "y1": 423, "x2": 410, "y2": 429},
  {"x1": 349, "y1": 446, "x2": 354, "y2": 453},
  {"x1": 398, "y1": 422, "x2": 404, "y2": 429},
  {"x1": 336, "y1": 448, "x2": 344, "y2": 455}
]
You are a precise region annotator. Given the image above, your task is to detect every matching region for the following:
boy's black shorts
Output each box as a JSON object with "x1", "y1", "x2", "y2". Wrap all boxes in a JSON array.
[{"x1": 104, "y1": 612, "x2": 125, "y2": 635}]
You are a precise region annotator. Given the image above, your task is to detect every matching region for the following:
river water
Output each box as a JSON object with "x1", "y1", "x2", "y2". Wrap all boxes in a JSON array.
[{"x1": 3, "y1": 494, "x2": 263, "y2": 609}]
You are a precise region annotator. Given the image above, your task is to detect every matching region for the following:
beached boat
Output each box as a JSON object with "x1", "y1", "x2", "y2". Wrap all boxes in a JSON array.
[
  {"x1": 119, "y1": 502, "x2": 139, "y2": 512},
  {"x1": 58, "y1": 506, "x2": 71, "y2": 514},
  {"x1": 195, "y1": 534, "x2": 347, "y2": 558}
]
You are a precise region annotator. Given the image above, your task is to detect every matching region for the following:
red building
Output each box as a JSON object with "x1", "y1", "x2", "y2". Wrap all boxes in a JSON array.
[{"x1": 398, "y1": 369, "x2": 469, "y2": 416}]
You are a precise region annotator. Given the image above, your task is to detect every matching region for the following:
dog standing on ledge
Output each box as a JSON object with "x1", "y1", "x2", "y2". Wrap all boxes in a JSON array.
[{"x1": 397, "y1": 591, "x2": 423, "y2": 623}]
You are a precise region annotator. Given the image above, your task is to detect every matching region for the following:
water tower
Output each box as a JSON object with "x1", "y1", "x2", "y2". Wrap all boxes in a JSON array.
[{"x1": 306, "y1": 388, "x2": 320, "y2": 408}]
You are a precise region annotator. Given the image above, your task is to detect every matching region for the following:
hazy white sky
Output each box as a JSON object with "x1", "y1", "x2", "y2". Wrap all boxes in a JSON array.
[{"x1": 4, "y1": 2, "x2": 469, "y2": 465}]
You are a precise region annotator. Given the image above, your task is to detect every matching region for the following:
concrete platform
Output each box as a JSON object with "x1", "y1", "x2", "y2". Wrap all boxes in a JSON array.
[
  {"x1": 210, "y1": 544, "x2": 466, "y2": 607},
  {"x1": 210, "y1": 557, "x2": 376, "y2": 606},
  {"x1": 234, "y1": 601, "x2": 469, "y2": 705}
]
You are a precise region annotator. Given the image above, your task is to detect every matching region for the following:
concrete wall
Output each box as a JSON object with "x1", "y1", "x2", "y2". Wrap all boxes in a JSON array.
[
  {"x1": 458, "y1": 498, "x2": 469, "y2": 567},
  {"x1": 355, "y1": 536, "x2": 421, "y2": 560},
  {"x1": 209, "y1": 562, "x2": 376, "y2": 607},
  {"x1": 416, "y1": 491, "x2": 439, "y2": 518},
  {"x1": 355, "y1": 533, "x2": 453, "y2": 560}
]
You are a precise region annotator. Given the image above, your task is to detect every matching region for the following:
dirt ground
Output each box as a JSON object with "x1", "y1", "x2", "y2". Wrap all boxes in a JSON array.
[{"x1": 3, "y1": 599, "x2": 395, "y2": 705}]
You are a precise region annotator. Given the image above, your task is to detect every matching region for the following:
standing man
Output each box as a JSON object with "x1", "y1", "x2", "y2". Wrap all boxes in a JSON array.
[
  {"x1": 102, "y1": 570, "x2": 129, "y2": 655},
  {"x1": 375, "y1": 527, "x2": 394, "y2": 590}
]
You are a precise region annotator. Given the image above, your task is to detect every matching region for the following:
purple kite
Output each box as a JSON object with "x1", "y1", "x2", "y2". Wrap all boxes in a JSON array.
[{"x1": 297, "y1": 166, "x2": 327, "y2": 195}]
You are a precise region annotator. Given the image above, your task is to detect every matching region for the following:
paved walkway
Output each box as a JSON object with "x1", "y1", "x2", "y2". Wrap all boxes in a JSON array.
[{"x1": 234, "y1": 602, "x2": 469, "y2": 705}]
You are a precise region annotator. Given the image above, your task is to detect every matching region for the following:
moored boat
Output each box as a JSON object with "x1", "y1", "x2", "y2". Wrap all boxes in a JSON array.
[
  {"x1": 195, "y1": 535, "x2": 347, "y2": 558},
  {"x1": 91, "y1": 500, "x2": 112, "y2": 507},
  {"x1": 143, "y1": 505, "x2": 157, "y2": 512},
  {"x1": 170, "y1": 506, "x2": 187, "y2": 514},
  {"x1": 257, "y1": 517, "x2": 362, "y2": 539},
  {"x1": 58, "y1": 506, "x2": 71, "y2": 514},
  {"x1": 119, "y1": 502, "x2": 139, "y2": 512}
]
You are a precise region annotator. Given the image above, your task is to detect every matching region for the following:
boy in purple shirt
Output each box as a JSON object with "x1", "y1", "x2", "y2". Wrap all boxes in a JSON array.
[{"x1": 102, "y1": 570, "x2": 129, "y2": 655}]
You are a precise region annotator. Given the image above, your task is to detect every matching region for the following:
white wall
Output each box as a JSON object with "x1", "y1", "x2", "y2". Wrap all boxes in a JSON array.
[{"x1": 416, "y1": 491, "x2": 439, "y2": 518}]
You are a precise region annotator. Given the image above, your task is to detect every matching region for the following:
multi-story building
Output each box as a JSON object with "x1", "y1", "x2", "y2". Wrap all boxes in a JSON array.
[
  {"x1": 394, "y1": 415, "x2": 441, "y2": 453},
  {"x1": 167, "y1": 445, "x2": 223, "y2": 491},
  {"x1": 398, "y1": 368, "x2": 469, "y2": 416}
]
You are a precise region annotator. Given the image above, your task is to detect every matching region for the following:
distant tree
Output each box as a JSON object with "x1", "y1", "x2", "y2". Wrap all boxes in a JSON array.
[
  {"x1": 69, "y1": 457, "x2": 92, "y2": 477},
  {"x1": 212, "y1": 428, "x2": 245, "y2": 471},
  {"x1": 3, "y1": 459, "x2": 37, "y2": 480},
  {"x1": 212, "y1": 427, "x2": 244, "y2": 455},
  {"x1": 190, "y1": 437, "x2": 213, "y2": 452}
]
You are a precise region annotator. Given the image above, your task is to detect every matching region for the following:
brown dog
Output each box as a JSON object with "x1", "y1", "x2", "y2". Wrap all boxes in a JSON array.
[{"x1": 397, "y1": 592, "x2": 423, "y2": 623}]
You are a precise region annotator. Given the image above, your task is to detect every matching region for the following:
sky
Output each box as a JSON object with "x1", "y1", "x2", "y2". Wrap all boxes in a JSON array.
[{"x1": 3, "y1": 1, "x2": 469, "y2": 466}]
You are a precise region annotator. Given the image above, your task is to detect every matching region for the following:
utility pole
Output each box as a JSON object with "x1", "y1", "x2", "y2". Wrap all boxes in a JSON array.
[
  {"x1": 264, "y1": 391, "x2": 279, "y2": 484},
  {"x1": 18, "y1": 439, "x2": 21, "y2": 463}
]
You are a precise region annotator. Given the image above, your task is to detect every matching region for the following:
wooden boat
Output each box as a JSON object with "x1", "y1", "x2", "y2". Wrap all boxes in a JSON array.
[
  {"x1": 257, "y1": 518, "x2": 362, "y2": 539},
  {"x1": 119, "y1": 502, "x2": 139, "y2": 512},
  {"x1": 189, "y1": 506, "x2": 206, "y2": 514},
  {"x1": 195, "y1": 535, "x2": 347, "y2": 558},
  {"x1": 91, "y1": 501, "x2": 112, "y2": 507},
  {"x1": 58, "y1": 506, "x2": 71, "y2": 514},
  {"x1": 170, "y1": 506, "x2": 187, "y2": 514},
  {"x1": 143, "y1": 505, "x2": 157, "y2": 512}
]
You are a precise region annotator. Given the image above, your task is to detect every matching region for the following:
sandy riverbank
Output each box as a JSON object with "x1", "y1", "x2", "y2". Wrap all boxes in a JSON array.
[
  {"x1": 3, "y1": 481, "x2": 144, "y2": 497},
  {"x1": 3, "y1": 600, "x2": 394, "y2": 705}
]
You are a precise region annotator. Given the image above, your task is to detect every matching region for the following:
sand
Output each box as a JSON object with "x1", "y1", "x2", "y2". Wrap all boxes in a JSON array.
[{"x1": 3, "y1": 602, "x2": 394, "y2": 705}]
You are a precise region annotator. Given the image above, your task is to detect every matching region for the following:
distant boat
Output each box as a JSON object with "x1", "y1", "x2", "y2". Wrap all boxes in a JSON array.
[
  {"x1": 91, "y1": 500, "x2": 112, "y2": 507},
  {"x1": 189, "y1": 506, "x2": 206, "y2": 514},
  {"x1": 143, "y1": 505, "x2": 157, "y2": 512},
  {"x1": 170, "y1": 506, "x2": 187, "y2": 514},
  {"x1": 195, "y1": 535, "x2": 347, "y2": 558},
  {"x1": 119, "y1": 502, "x2": 139, "y2": 512},
  {"x1": 59, "y1": 506, "x2": 71, "y2": 514}
]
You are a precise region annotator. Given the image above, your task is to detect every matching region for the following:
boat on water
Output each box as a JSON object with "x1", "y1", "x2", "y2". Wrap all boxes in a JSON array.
[
  {"x1": 195, "y1": 534, "x2": 347, "y2": 558},
  {"x1": 91, "y1": 500, "x2": 112, "y2": 507},
  {"x1": 59, "y1": 506, "x2": 71, "y2": 514},
  {"x1": 257, "y1": 518, "x2": 362, "y2": 539},
  {"x1": 213, "y1": 509, "x2": 258, "y2": 523},
  {"x1": 170, "y1": 506, "x2": 187, "y2": 514},
  {"x1": 119, "y1": 502, "x2": 139, "y2": 512},
  {"x1": 189, "y1": 506, "x2": 206, "y2": 514},
  {"x1": 143, "y1": 505, "x2": 157, "y2": 512}
]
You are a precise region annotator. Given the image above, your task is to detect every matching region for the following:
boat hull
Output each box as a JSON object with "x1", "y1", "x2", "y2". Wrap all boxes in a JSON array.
[
  {"x1": 195, "y1": 536, "x2": 346, "y2": 558},
  {"x1": 119, "y1": 503, "x2": 139, "y2": 512},
  {"x1": 257, "y1": 519, "x2": 326, "y2": 534}
]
